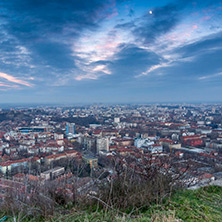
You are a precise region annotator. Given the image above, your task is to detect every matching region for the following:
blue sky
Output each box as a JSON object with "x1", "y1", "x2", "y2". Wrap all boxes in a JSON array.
[{"x1": 0, "y1": 0, "x2": 222, "y2": 103}]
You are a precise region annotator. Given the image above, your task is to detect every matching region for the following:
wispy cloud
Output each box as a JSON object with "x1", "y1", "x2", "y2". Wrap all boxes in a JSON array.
[
  {"x1": 199, "y1": 72, "x2": 222, "y2": 80},
  {"x1": 137, "y1": 62, "x2": 172, "y2": 77},
  {"x1": 0, "y1": 72, "x2": 32, "y2": 87},
  {"x1": 73, "y1": 27, "x2": 131, "y2": 80},
  {"x1": 136, "y1": 53, "x2": 198, "y2": 77},
  {"x1": 75, "y1": 73, "x2": 98, "y2": 81},
  {"x1": 74, "y1": 64, "x2": 111, "y2": 81},
  {"x1": 0, "y1": 82, "x2": 19, "y2": 88}
]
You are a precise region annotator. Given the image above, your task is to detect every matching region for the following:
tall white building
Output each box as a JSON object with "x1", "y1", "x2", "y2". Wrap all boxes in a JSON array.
[
  {"x1": 114, "y1": 117, "x2": 120, "y2": 123},
  {"x1": 96, "y1": 137, "x2": 109, "y2": 153}
]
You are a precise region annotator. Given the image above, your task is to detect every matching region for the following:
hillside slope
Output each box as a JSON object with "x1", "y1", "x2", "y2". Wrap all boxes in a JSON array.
[{"x1": 1, "y1": 186, "x2": 222, "y2": 222}]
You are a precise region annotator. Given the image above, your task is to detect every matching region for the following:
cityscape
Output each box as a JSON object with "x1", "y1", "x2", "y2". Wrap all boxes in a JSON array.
[
  {"x1": 0, "y1": 104, "x2": 222, "y2": 220},
  {"x1": 0, "y1": 0, "x2": 222, "y2": 221}
]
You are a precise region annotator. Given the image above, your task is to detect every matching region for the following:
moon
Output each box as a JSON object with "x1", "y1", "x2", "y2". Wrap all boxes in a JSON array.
[{"x1": 149, "y1": 10, "x2": 153, "y2": 14}]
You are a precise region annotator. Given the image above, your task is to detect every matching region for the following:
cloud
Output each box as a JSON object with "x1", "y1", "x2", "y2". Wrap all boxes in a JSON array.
[
  {"x1": 133, "y1": 4, "x2": 182, "y2": 44},
  {"x1": 74, "y1": 43, "x2": 162, "y2": 82},
  {"x1": 74, "y1": 64, "x2": 111, "y2": 81},
  {"x1": 0, "y1": 0, "x2": 119, "y2": 85},
  {"x1": 30, "y1": 41, "x2": 76, "y2": 70},
  {"x1": 107, "y1": 44, "x2": 161, "y2": 81},
  {"x1": 175, "y1": 32, "x2": 222, "y2": 57},
  {"x1": 58, "y1": 0, "x2": 222, "y2": 87},
  {"x1": 199, "y1": 72, "x2": 222, "y2": 80},
  {"x1": 0, "y1": 72, "x2": 32, "y2": 87},
  {"x1": 115, "y1": 2, "x2": 188, "y2": 46},
  {"x1": 138, "y1": 62, "x2": 172, "y2": 77},
  {"x1": 0, "y1": 81, "x2": 19, "y2": 89},
  {"x1": 2, "y1": 0, "x2": 113, "y2": 40},
  {"x1": 128, "y1": 8, "x2": 135, "y2": 17},
  {"x1": 75, "y1": 74, "x2": 98, "y2": 81}
]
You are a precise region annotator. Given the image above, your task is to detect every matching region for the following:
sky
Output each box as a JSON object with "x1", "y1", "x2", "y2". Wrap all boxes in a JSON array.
[{"x1": 0, "y1": 0, "x2": 222, "y2": 104}]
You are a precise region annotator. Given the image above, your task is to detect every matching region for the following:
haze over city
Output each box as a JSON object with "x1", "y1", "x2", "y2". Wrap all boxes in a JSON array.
[{"x1": 0, "y1": 0, "x2": 221, "y2": 104}]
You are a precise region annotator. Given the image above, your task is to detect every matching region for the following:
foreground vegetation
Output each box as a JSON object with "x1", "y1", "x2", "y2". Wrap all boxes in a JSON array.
[{"x1": 0, "y1": 186, "x2": 221, "y2": 222}]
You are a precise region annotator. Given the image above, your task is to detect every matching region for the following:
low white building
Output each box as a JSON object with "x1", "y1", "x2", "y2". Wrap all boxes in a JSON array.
[
  {"x1": 40, "y1": 167, "x2": 65, "y2": 180},
  {"x1": 148, "y1": 144, "x2": 163, "y2": 153},
  {"x1": 134, "y1": 138, "x2": 154, "y2": 149}
]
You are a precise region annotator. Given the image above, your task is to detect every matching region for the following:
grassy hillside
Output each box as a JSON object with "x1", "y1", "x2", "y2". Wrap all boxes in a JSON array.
[{"x1": 1, "y1": 186, "x2": 222, "y2": 222}]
